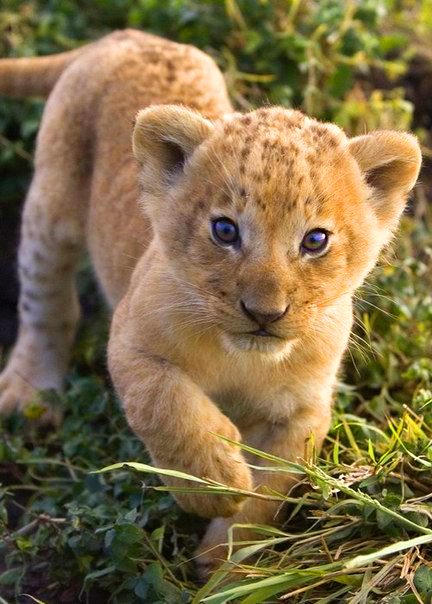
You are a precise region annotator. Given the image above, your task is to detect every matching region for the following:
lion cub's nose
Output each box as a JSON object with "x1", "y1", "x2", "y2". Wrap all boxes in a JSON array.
[{"x1": 240, "y1": 300, "x2": 288, "y2": 326}]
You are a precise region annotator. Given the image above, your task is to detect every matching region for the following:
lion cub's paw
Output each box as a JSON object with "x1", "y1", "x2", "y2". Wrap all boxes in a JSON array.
[
  {"x1": 195, "y1": 543, "x2": 228, "y2": 582},
  {"x1": 194, "y1": 517, "x2": 256, "y2": 581},
  {"x1": 194, "y1": 516, "x2": 251, "y2": 581},
  {"x1": 0, "y1": 365, "x2": 62, "y2": 426},
  {"x1": 175, "y1": 451, "x2": 252, "y2": 518},
  {"x1": 195, "y1": 518, "x2": 230, "y2": 580},
  {"x1": 174, "y1": 419, "x2": 253, "y2": 518}
]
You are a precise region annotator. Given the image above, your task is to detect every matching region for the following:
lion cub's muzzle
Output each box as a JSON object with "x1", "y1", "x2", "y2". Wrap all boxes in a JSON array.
[{"x1": 240, "y1": 299, "x2": 289, "y2": 331}]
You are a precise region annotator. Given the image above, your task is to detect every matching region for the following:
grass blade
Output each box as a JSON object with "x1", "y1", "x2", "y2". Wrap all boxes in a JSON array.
[{"x1": 345, "y1": 533, "x2": 432, "y2": 569}]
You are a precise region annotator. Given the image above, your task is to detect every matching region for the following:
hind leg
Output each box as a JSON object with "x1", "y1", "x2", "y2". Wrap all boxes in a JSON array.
[{"x1": 0, "y1": 88, "x2": 90, "y2": 422}]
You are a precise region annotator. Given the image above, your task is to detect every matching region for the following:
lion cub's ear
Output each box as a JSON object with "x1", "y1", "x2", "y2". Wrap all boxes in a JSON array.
[
  {"x1": 133, "y1": 105, "x2": 214, "y2": 197},
  {"x1": 349, "y1": 131, "x2": 421, "y2": 230}
]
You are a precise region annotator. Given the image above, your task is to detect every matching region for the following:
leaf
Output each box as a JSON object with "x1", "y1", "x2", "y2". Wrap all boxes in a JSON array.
[
  {"x1": 83, "y1": 565, "x2": 116, "y2": 584},
  {"x1": 376, "y1": 509, "x2": 394, "y2": 531},
  {"x1": 0, "y1": 568, "x2": 22, "y2": 585},
  {"x1": 124, "y1": 508, "x2": 138, "y2": 522},
  {"x1": 114, "y1": 524, "x2": 143, "y2": 544},
  {"x1": 134, "y1": 577, "x2": 149, "y2": 599},
  {"x1": 93, "y1": 461, "x2": 208, "y2": 484},
  {"x1": 143, "y1": 564, "x2": 184, "y2": 603},
  {"x1": 346, "y1": 534, "x2": 432, "y2": 569},
  {"x1": 414, "y1": 566, "x2": 432, "y2": 594},
  {"x1": 22, "y1": 596, "x2": 48, "y2": 604}
]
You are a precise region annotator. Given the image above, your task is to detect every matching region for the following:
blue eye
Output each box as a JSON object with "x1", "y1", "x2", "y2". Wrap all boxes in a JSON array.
[
  {"x1": 301, "y1": 229, "x2": 329, "y2": 254},
  {"x1": 212, "y1": 218, "x2": 240, "y2": 246}
]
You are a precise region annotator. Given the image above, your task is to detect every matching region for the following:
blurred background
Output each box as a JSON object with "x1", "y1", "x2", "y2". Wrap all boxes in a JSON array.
[{"x1": 1, "y1": 2, "x2": 432, "y2": 603}]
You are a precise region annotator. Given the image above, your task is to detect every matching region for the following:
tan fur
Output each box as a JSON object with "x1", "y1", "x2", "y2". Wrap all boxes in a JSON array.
[
  {"x1": 0, "y1": 44, "x2": 89, "y2": 98},
  {"x1": 0, "y1": 30, "x2": 421, "y2": 575}
]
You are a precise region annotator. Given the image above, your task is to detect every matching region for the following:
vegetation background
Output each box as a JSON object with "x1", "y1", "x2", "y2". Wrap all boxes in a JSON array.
[{"x1": 1, "y1": 0, "x2": 432, "y2": 602}]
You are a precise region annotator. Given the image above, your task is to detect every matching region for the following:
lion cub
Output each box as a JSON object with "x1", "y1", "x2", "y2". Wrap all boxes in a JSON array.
[{"x1": 0, "y1": 29, "x2": 421, "y2": 574}]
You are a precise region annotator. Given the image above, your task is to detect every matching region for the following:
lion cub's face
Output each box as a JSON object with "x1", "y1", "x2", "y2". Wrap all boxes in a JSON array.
[{"x1": 133, "y1": 106, "x2": 421, "y2": 356}]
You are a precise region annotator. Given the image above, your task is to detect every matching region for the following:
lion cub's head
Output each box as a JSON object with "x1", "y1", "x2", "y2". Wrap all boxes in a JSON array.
[{"x1": 132, "y1": 105, "x2": 421, "y2": 356}]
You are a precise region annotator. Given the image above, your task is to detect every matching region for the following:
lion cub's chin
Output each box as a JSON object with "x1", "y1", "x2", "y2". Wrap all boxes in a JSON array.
[{"x1": 221, "y1": 332, "x2": 295, "y2": 358}]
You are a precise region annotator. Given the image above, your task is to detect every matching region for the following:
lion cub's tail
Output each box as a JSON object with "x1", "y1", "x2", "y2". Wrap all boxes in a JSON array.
[{"x1": 0, "y1": 45, "x2": 88, "y2": 98}]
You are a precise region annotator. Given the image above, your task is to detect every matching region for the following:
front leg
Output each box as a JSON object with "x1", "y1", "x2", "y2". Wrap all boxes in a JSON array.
[
  {"x1": 195, "y1": 404, "x2": 332, "y2": 576},
  {"x1": 108, "y1": 306, "x2": 253, "y2": 518}
]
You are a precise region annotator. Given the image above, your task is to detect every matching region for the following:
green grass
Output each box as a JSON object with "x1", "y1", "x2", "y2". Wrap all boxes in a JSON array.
[{"x1": 1, "y1": 215, "x2": 432, "y2": 603}]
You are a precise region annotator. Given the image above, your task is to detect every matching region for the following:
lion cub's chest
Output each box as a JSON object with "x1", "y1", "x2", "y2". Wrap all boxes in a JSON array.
[
  {"x1": 183, "y1": 343, "x2": 335, "y2": 427},
  {"x1": 202, "y1": 369, "x2": 301, "y2": 426}
]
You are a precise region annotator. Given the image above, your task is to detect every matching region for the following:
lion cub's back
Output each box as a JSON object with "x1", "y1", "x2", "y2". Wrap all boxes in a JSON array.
[{"x1": 64, "y1": 30, "x2": 232, "y2": 306}]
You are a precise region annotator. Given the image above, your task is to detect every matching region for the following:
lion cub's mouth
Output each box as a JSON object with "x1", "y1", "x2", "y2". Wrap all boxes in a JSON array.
[
  {"x1": 221, "y1": 329, "x2": 294, "y2": 356},
  {"x1": 248, "y1": 328, "x2": 281, "y2": 338}
]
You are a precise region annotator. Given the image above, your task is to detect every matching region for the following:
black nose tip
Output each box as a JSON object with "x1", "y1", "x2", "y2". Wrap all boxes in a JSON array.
[{"x1": 240, "y1": 300, "x2": 288, "y2": 326}]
